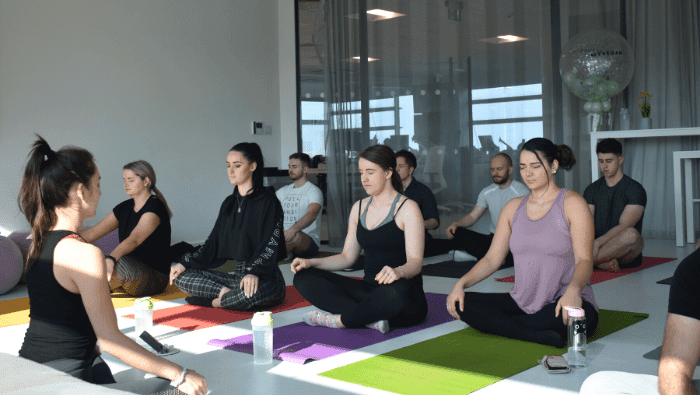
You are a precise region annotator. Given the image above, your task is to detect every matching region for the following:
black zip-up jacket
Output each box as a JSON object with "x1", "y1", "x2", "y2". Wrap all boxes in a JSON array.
[{"x1": 178, "y1": 186, "x2": 286, "y2": 280}]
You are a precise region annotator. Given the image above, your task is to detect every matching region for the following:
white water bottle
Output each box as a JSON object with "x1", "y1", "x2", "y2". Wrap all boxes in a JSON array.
[
  {"x1": 134, "y1": 297, "x2": 153, "y2": 337},
  {"x1": 252, "y1": 311, "x2": 273, "y2": 364}
]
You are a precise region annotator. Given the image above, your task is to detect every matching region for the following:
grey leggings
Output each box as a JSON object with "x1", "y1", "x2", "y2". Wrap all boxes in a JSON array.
[
  {"x1": 43, "y1": 353, "x2": 177, "y2": 394},
  {"x1": 109, "y1": 256, "x2": 169, "y2": 297}
]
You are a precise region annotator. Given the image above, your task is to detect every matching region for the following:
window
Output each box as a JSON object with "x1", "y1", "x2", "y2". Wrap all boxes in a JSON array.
[{"x1": 471, "y1": 83, "x2": 543, "y2": 152}]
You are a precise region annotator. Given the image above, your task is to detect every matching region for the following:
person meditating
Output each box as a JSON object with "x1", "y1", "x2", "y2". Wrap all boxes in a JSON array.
[
  {"x1": 446, "y1": 138, "x2": 599, "y2": 347},
  {"x1": 18, "y1": 136, "x2": 207, "y2": 395},
  {"x1": 583, "y1": 138, "x2": 646, "y2": 272},
  {"x1": 170, "y1": 142, "x2": 287, "y2": 310},
  {"x1": 445, "y1": 152, "x2": 529, "y2": 266},
  {"x1": 81, "y1": 160, "x2": 172, "y2": 297},
  {"x1": 292, "y1": 145, "x2": 427, "y2": 334}
]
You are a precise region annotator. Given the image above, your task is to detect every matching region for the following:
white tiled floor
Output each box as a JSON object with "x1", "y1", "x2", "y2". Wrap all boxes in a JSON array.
[{"x1": 2, "y1": 239, "x2": 698, "y2": 394}]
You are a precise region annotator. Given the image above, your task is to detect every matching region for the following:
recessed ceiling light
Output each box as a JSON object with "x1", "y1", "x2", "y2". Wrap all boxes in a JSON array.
[
  {"x1": 348, "y1": 9, "x2": 405, "y2": 21},
  {"x1": 348, "y1": 56, "x2": 379, "y2": 62},
  {"x1": 480, "y1": 35, "x2": 529, "y2": 44}
]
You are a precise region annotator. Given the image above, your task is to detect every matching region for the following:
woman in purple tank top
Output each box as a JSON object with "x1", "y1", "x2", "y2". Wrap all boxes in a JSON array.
[{"x1": 446, "y1": 138, "x2": 599, "y2": 347}]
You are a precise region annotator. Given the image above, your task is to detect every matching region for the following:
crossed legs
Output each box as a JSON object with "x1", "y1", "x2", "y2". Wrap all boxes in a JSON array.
[
  {"x1": 594, "y1": 228, "x2": 644, "y2": 272},
  {"x1": 286, "y1": 231, "x2": 319, "y2": 258}
]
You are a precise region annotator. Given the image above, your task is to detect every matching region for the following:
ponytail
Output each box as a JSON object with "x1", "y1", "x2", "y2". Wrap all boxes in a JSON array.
[
  {"x1": 391, "y1": 170, "x2": 404, "y2": 194},
  {"x1": 18, "y1": 135, "x2": 96, "y2": 271},
  {"x1": 152, "y1": 186, "x2": 173, "y2": 218}
]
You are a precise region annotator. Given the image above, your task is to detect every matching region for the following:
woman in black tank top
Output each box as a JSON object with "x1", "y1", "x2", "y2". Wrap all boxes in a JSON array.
[
  {"x1": 17, "y1": 136, "x2": 208, "y2": 395},
  {"x1": 292, "y1": 145, "x2": 428, "y2": 333}
]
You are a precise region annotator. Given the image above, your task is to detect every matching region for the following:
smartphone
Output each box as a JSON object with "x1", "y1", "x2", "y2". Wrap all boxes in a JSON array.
[
  {"x1": 540, "y1": 355, "x2": 571, "y2": 374},
  {"x1": 140, "y1": 331, "x2": 166, "y2": 354}
]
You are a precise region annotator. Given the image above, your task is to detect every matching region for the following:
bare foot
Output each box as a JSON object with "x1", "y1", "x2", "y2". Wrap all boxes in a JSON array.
[
  {"x1": 212, "y1": 287, "x2": 231, "y2": 308},
  {"x1": 596, "y1": 259, "x2": 620, "y2": 272}
]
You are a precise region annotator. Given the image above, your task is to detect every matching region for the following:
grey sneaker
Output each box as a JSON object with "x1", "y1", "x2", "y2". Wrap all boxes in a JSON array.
[{"x1": 451, "y1": 250, "x2": 476, "y2": 262}]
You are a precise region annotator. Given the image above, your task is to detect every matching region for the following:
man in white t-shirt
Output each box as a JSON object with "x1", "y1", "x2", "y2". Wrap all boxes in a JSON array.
[
  {"x1": 276, "y1": 153, "x2": 324, "y2": 258},
  {"x1": 445, "y1": 153, "x2": 529, "y2": 267}
]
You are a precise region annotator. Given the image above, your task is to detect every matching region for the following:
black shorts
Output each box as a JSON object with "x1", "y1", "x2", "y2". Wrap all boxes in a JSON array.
[
  {"x1": 294, "y1": 237, "x2": 319, "y2": 259},
  {"x1": 620, "y1": 253, "x2": 643, "y2": 269}
]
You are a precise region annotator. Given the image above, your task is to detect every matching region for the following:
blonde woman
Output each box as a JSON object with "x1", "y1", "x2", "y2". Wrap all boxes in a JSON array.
[{"x1": 82, "y1": 160, "x2": 172, "y2": 296}]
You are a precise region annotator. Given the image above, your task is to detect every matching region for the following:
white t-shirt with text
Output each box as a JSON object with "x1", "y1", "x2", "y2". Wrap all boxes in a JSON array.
[{"x1": 276, "y1": 181, "x2": 324, "y2": 247}]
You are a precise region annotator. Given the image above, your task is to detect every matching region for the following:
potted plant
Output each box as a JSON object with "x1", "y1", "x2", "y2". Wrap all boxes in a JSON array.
[{"x1": 638, "y1": 91, "x2": 652, "y2": 129}]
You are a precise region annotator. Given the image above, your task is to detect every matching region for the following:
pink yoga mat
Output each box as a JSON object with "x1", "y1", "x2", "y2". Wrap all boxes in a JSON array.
[
  {"x1": 207, "y1": 293, "x2": 453, "y2": 364},
  {"x1": 495, "y1": 257, "x2": 675, "y2": 284},
  {"x1": 123, "y1": 285, "x2": 310, "y2": 330}
]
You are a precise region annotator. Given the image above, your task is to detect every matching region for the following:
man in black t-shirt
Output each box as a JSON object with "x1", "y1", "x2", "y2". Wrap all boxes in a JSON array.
[
  {"x1": 583, "y1": 138, "x2": 646, "y2": 272},
  {"x1": 396, "y1": 150, "x2": 452, "y2": 257},
  {"x1": 580, "y1": 246, "x2": 700, "y2": 394}
]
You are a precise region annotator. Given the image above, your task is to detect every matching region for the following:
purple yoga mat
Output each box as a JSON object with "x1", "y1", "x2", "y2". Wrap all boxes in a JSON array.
[{"x1": 207, "y1": 293, "x2": 452, "y2": 364}]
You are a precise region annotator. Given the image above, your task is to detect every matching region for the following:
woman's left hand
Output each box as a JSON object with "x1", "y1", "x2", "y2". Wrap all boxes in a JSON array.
[
  {"x1": 375, "y1": 266, "x2": 401, "y2": 285},
  {"x1": 555, "y1": 288, "x2": 583, "y2": 325},
  {"x1": 240, "y1": 274, "x2": 259, "y2": 298}
]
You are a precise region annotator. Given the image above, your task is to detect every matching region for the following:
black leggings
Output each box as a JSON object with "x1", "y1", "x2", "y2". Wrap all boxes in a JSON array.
[
  {"x1": 293, "y1": 267, "x2": 428, "y2": 328},
  {"x1": 43, "y1": 353, "x2": 174, "y2": 394},
  {"x1": 455, "y1": 292, "x2": 599, "y2": 348},
  {"x1": 452, "y1": 228, "x2": 514, "y2": 268}
]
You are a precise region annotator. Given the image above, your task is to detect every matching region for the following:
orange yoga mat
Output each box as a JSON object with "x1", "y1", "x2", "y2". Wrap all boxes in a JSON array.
[
  {"x1": 0, "y1": 284, "x2": 188, "y2": 328},
  {"x1": 123, "y1": 285, "x2": 311, "y2": 331}
]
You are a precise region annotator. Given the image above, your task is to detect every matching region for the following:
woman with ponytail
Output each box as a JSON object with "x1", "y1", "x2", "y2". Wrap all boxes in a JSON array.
[
  {"x1": 292, "y1": 145, "x2": 427, "y2": 334},
  {"x1": 169, "y1": 142, "x2": 287, "y2": 311},
  {"x1": 18, "y1": 136, "x2": 207, "y2": 395},
  {"x1": 446, "y1": 137, "x2": 599, "y2": 348},
  {"x1": 82, "y1": 160, "x2": 172, "y2": 296}
]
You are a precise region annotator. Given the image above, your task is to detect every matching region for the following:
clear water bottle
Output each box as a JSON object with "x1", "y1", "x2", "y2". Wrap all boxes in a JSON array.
[
  {"x1": 134, "y1": 297, "x2": 153, "y2": 336},
  {"x1": 565, "y1": 307, "x2": 587, "y2": 367},
  {"x1": 252, "y1": 311, "x2": 273, "y2": 364}
]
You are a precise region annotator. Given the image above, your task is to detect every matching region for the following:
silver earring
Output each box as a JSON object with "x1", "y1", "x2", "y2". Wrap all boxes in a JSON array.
[{"x1": 553, "y1": 170, "x2": 557, "y2": 174}]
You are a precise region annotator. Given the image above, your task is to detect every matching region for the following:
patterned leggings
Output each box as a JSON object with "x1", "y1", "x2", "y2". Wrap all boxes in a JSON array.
[
  {"x1": 109, "y1": 256, "x2": 169, "y2": 297},
  {"x1": 174, "y1": 263, "x2": 286, "y2": 310}
]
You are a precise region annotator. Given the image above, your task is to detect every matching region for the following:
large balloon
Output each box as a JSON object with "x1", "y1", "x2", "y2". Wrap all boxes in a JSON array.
[{"x1": 559, "y1": 29, "x2": 634, "y2": 105}]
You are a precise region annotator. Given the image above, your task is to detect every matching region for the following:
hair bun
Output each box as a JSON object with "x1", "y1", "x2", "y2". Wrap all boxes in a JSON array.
[{"x1": 556, "y1": 144, "x2": 576, "y2": 171}]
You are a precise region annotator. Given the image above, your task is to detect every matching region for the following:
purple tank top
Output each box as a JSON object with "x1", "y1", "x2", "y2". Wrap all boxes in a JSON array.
[{"x1": 509, "y1": 189, "x2": 598, "y2": 314}]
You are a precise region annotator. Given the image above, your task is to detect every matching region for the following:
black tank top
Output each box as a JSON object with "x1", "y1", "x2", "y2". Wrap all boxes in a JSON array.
[
  {"x1": 356, "y1": 195, "x2": 422, "y2": 286},
  {"x1": 19, "y1": 231, "x2": 97, "y2": 363}
]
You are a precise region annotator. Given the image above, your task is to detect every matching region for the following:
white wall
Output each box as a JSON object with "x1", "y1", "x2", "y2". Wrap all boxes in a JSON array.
[
  {"x1": 279, "y1": 0, "x2": 299, "y2": 166},
  {"x1": 0, "y1": 0, "x2": 286, "y2": 243}
]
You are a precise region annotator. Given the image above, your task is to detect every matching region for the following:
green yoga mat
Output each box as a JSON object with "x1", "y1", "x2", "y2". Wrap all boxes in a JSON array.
[
  {"x1": 320, "y1": 309, "x2": 648, "y2": 395},
  {"x1": 213, "y1": 251, "x2": 336, "y2": 273}
]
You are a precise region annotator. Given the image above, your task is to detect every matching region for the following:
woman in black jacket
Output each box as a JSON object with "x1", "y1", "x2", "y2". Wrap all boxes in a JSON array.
[{"x1": 170, "y1": 142, "x2": 286, "y2": 310}]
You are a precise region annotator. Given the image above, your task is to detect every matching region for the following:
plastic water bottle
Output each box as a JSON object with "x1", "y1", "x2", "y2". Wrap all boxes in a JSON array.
[
  {"x1": 565, "y1": 307, "x2": 587, "y2": 367},
  {"x1": 134, "y1": 297, "x2": 153, "y2": 336},
  {"x1": 252, "y1": 311, "x2": 273, "y2": 364}
]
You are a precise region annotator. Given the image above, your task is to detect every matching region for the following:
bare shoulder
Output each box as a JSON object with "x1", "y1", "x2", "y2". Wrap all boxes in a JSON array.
[
  {"x1": 349, "y1": 199, "x2": 363, "y2": 221},
  {"x1": 396, "y1": 196, "x2": 420, "y2": 216},
  {"x1": 55, "y1": 238, "x2": 105, "y2": 276},
  {"x1": 563, "y1": 190, "x2": 589, "y2": 211},
  {"x1": 503, "y1": 195, "x2": 525, "y2": 214}
]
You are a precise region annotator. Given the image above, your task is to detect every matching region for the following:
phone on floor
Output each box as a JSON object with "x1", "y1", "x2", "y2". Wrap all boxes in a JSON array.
[
  {"x1": 540, "y1": 355, "x2": 571, "y2": 374},
  {"x1": 140, "y1": 331, "x2": 166, "y2": 354}
]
